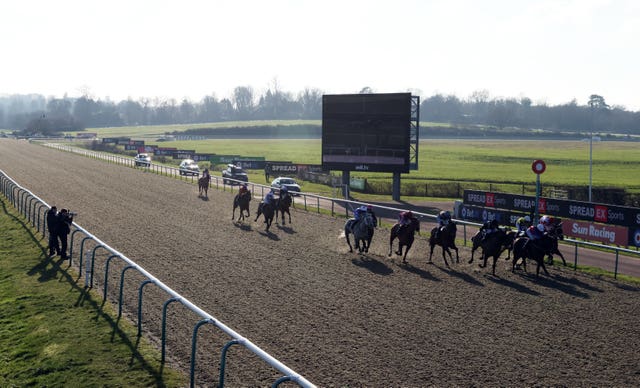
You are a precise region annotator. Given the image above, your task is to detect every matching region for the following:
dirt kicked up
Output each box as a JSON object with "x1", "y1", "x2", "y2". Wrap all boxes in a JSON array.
[{"x1": 1, "y1": 139, "x2": 639, "y2": 387}]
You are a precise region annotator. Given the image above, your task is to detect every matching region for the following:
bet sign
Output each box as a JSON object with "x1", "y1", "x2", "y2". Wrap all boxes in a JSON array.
[{"x1": 531, "y1": 159, "x2": 546, "y2": 175}]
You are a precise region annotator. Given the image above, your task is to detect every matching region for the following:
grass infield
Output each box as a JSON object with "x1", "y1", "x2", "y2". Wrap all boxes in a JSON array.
[{"x1": 0, "y1": 197, "x2": 186, "y2": 387}]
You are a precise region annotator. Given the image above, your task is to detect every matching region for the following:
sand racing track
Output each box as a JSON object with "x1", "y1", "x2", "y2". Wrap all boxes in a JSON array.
[{"x1": 1, "y1": 139, "x2": 640, "y2": 387}]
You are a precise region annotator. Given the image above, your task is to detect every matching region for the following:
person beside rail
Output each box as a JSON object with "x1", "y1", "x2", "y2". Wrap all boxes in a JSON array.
[{"x1": 46, "y1": 206, "x2": 60, "y2": 257}]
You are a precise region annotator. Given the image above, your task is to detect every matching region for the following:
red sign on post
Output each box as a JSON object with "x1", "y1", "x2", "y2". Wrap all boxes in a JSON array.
[{"x1": 532, "y1": 159, "x2": 546, "y2": 174}]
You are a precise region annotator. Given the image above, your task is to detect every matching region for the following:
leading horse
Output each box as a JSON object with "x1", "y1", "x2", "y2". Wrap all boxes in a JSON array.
[
  {"x1": 344, "y1": 213, "x2": 375, "y2": 253},
  {"x1": 511, "y1": 235, "x2": 553, "y2": 277},
  {"x1": 388, "y1": 217, "x2": 420, "y2": 264},
  {"x1": 232, "y1": 190, "x2": 252, "y2": 222},
  {"x1": 428, "y1": 221, "x2": 459, "y2": 267}
]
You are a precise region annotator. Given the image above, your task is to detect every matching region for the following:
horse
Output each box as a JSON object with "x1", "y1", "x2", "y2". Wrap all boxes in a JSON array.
[
  {"x1": 232, "y1": 190, "x2": 251, "y2": 222},
  {"x1": 469, "y1": 229, "x2": 511, "y2": 276},
  {"x1": 198, "y1": 175, "x2": 210, "y2": 197},
  {"x1": 544, "y1": 218, "x2": 566, "y2": 266},
  {"x1": 428, "y1": 221, "x2": 459, "y2": 267},
  {"x1": 344, "y1": 213, "x2": 375, "y2": 253},
  {"x1": 470, "y1": 228, "x2": 513, "y2": 262},
  {"x1": 388, "y1": 217, "x2": 420, "y2": 264},
  {"x1": 255, "y1": 201, "x2": 275, "y2": 231},
  {"x1": 511, "y1": 235, "x2": 552, "y2": 277},
  {"x1": 275, "y1": 192, "x2": 293, "y2": 225}
]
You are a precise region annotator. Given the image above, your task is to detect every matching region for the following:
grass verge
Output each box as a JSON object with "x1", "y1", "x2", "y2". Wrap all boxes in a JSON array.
[{"x1": 0, "y1": 197, "x2": 186, "y2": 387}]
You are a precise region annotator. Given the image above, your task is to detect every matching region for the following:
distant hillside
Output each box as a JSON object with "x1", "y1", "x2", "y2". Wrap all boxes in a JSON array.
[{"x1": 173, "y1": 123, "x2": 639, "y2": 141}]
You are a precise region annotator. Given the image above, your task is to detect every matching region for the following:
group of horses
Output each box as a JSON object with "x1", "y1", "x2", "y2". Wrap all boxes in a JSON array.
[
  {"x1": 345, "y1": 211, "x2": 565, "y2": 278},
  {"x1": 231, "y1": 189, "x2": 293, "y2": 232},
  {"x1": 201, "y1": 177, "x2": 565, "y2": 277},
  {"x1": 198, "y1": 175, "x2": 293, "y2": 232},
  {"x1": 466, "y1": 218, "x2": 565, "y2": 276}
]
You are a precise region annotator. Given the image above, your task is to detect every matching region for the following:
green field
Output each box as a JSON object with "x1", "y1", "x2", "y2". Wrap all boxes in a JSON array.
[
  {"x1": 76, "y1": 122, "x2": 640, "y2": 201},
  {"x1": 0, "y1": 198, "x2": 186, "y2": 386},
  {"x1": 138, "y1": 138, "x2": 640, "y2": 190}
]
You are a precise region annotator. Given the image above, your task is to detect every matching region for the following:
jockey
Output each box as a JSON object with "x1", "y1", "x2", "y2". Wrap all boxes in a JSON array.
[
  {"x1": 354, "y1": 205, "x2": 367, "y2": 222},
  {"x1": 202, "y1": 168, "x2": 210, "y2": 179},
  {"x1": 436, "y1": 210, "x2": 451, "y2": 227},
  {"x1": 238, "y1": 183, "x2": 248, "y2": 195},
  {"x1": 515, "y1": 215, "x2": 531, "y2": 235},
  {"x1": 347, "y1": 205, "x2": 368, "y2": 233},
  {"x1": 539, "y1": 215, "x2": 554, "y2": 232},
  {"x1": 434, "y1": 210, "x2": 451, "y2": 239},
  {"x1": 263, "y1": 189, "x2": 275, "y2": 207},
  {"x1": 399, "y1": 210, "x2": 413, "y2": 225},
  {"x1": 280, "y1": 185, "x2": 289, "y2": 196},
  {"x1": 526, "y1": 223, "x2": 546, "y2": 241},
  {"x1": 397, "y1": 210, "x2": 414, "y2": 232},
  {"x1": 480, "y1": 219, "x2": 499, "y2": 241}
]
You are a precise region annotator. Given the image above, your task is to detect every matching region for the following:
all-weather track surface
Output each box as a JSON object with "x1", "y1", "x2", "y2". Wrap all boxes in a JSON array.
[{"x1": 1, "y1": 139, "x2": 640, "y2": 387}]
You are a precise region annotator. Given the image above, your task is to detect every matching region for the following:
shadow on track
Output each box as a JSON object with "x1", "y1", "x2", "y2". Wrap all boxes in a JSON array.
[{"x1": 351, "y1": 256, "x2": 393, "y2": 276}]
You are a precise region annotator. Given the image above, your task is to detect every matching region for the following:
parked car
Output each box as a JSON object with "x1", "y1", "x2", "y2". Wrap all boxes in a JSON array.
[
  {"x1": 179, "y1": 159, "x2": 200, "y2": 176},
  {"x1": 271, "y1": 177, "x2": 301, "y2": 195},
  {"x1": 222, "y1": 164, "x2": 248, "y2": 185},
  {"x1": 134, "y1": 153, "x2": 151, "y2": 166}
]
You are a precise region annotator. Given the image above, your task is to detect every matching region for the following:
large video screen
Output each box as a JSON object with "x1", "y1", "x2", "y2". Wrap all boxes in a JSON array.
[{"x1": 322, "y1": 93, "x2": 411, "y2": 173}]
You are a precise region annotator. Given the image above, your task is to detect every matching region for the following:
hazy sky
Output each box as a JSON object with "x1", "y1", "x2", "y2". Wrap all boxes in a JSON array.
[{"x1": 2, "y1": 0, "x2": 639, "y2": 110}]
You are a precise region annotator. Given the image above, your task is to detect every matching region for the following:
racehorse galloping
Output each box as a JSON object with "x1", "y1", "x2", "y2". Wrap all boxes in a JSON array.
[
  {"x1": 470, "y1": 228, "x2": 513, "y2": 262},
  {"x1": 469, "y1": 229, "x2": 510, "y2": 275},
  {"x1": 232, "y1": 190, "x2": 252, "y2": 222},
  {"x1": 388, "y1": 217, "x2": 420, "y2": 264},
  {"x1": 275, "y1": 191, "x2": 293, "y2": 225},
  {"x1": 255, "y1": 202, "x2": 275, "y2": 231},
  {"x1": 198, "y1": 175, "x2": 210, "y2": 197},
  {"x1": 345, "y1": 213, "x2": 375, "y2": 253},
  {"x1": 428, "y1": 221, "x2": 459, "y2": 267},
  {"x1": 511, "y1": 236, "x2": 551, "y2": 277}
]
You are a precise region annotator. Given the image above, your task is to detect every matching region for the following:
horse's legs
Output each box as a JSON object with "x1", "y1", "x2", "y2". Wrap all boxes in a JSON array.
[
  {"x1": 441, "y1": 246, "x2": 450, "y2": 267},
  {"x1": 469, "y1": 246, "x2": 477, "y2": 264},
  {"x1": 402, "y1": 244, "x2": 411, "y2": 264},
  {"x1": 428, "y1": 242, "x2": 435, "y2": 263},
  {"x1": 396, "y1": 243, "x2": 403, "y2": 256},
  {"x1": 491, "y1": 254, "x2": 498, "y2": 276},
  {"x1": 556, "y1": 249, "x2": 566, "y2": 266},
  {"x1": 479, "y1": 252, "x2": 488, "y2": 268},
  {"x1": 345, "y1": 227, "x2": 354, "y2": 253},
  {"x1": 388, "y1": 231, "x2": 397, "y2": 257},
  {"x1": 536, "y1": 256, "x2": 550, "y2": 277}
]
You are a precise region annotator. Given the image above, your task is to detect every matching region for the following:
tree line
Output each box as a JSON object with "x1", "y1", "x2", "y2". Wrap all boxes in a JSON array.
[{"x1": 1, "y1": 87, "x2": 638, "y2": 136}]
